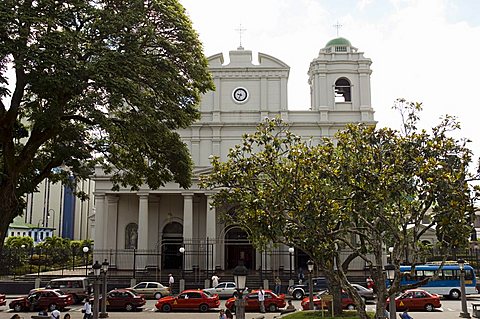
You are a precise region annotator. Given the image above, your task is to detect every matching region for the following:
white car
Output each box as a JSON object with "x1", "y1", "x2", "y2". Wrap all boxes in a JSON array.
[{"x1": 203, "y1": 282, "x2": 238, "y2": 298}]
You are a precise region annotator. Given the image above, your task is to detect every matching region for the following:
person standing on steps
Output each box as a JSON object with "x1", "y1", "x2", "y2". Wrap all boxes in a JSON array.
[
  {"x1": 169, "y1": 273, "x2": 175, "y2": 293},
  {"x1": 211, "y1": 273, "x2": 220, "y2": 287}
]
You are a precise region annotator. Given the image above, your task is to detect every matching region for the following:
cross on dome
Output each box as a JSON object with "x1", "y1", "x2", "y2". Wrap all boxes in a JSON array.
[{"x1": 235, "y1": 24, "x2": 247, "y2": 50}]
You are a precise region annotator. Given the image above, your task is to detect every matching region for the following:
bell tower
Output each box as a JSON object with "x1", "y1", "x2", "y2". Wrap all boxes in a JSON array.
[{"x1": 308, "y1": 37, "x2": 374, "y2": 122}]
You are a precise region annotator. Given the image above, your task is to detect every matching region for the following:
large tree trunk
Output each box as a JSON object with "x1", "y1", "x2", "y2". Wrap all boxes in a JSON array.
[
  {"x1": 0, "y1": 182, "x2": 20, "y2": 252},
  {"x1": 324, "y1": 268, "x2": 343, "y2": 315}
]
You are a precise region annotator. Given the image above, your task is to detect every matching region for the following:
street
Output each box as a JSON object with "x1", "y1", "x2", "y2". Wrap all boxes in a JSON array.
[{"x1": 1, "y1": 296, "x2": 480, "y2": 319}]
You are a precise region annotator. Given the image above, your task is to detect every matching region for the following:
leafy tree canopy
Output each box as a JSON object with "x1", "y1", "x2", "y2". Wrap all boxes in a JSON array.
[{"x1": 0, "y1": 0, "x2": 214, "y2": 247}]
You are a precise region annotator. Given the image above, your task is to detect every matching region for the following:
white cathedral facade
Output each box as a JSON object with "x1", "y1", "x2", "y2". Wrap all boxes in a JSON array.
[{"x1": 92, "y1": 37, "x2": 376, "y2": 274}]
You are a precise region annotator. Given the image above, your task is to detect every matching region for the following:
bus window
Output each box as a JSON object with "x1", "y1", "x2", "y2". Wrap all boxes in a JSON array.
[
  {"x1": 442, "y1": 269, "x2": 454, "y2": 280},
  {"x1": 466, "y1": 270, "x2": 474, "y2": 281}
]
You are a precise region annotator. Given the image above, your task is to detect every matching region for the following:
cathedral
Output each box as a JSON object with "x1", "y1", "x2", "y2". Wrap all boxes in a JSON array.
[{"x1": 92, "y1": 37, "x2": 376, "y2": 276}]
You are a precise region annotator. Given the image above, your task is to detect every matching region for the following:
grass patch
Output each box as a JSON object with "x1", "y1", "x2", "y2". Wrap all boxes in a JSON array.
[{"x1": 282, "y1": 310, "x2": 376, "y2": 318}]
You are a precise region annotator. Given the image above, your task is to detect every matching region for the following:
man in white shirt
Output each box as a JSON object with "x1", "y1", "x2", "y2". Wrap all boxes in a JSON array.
[
  {"x1": 258, "y1": 287, "x2": 265, "y2": 313},
  {"x1": 169, "y1": 273, "x2": 175, "y2": 292},
  {"x1": 211, "y1": 274, "x2": 220, "y2": 287},
  {"x1": 50, "y1": 309, "x2": 61, "y2": 319},
  {"x1": 83, "y1": 299, "x2": 92, "y2": 319}
]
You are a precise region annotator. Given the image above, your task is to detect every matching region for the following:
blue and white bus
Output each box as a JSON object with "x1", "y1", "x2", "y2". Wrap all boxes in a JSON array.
[{"x1": 400, "y1": 263, "x2": 477, "y2": 299}]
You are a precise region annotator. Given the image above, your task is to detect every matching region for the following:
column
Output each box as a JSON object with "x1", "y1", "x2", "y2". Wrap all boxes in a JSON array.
[
  {"x1": 137, "y1": 193, "x2": 149, "y2": 250},
  {"x1": 106, "y1": 195, "x2": 119, "y2": 250},
  {"x1": 93, "y1": 193, "x2": 105, "y2": 250},
  {"x1": 182, "y1": 193, "x2": 194, "y2": 270},
  {"x1": 206, "y1": 194, "x2": 217, "y2": 270}
]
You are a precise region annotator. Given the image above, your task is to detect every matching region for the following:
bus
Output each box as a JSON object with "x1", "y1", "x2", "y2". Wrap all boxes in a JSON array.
[{"x1": 399, "y1": 263, "x2": 477, "y2": 299}]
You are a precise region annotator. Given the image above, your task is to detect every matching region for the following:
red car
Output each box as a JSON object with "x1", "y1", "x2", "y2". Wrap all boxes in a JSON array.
[
  {"x1": 0, "y1": 294, "x2": 6, "y2": 306},
  {"x1": 9, "y1": 289, "x2": 74, "y2": 312},
  {"x1": 301, "y1": 291, "x2": 356, "y2": 310},
  {"x1": 225, "y1": 289, "x2": 286, "y2": 313},
  {"x1": 93, "y1": 289, "x2": 146, "y2": 311},
  {"x1": 155, "y1": 289, "x2": 220, "y2": 312},
  {"x1": 387, "y1": 289, "x2": 441, "y2": 312}
]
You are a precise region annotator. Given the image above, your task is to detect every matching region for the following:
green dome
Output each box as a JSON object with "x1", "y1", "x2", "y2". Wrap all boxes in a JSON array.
[{"x1": 325, "y1": 37, "x2": 351, "y2": 47}]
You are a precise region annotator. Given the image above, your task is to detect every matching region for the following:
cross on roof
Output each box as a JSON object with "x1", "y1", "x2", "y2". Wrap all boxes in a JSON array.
[
  {"x1": 235, "y1": 24, "x2": 247, "y2": 49},
  {"x1": 333, "y1": 21, "x2": 343, "y2": 37}
]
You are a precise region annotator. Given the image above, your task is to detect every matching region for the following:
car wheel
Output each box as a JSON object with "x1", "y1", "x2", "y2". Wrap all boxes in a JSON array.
[
  {"x1": 49, "y1": 303, "x2": 57, "y2": 311},
  {"x1": 293, "y1": 290, "x2": 304, "y2": 300},
  {"x1": 449, "y1": 289, "x2": 461, "y2": 300},
  {"x1": 268, "y1": 303, "x2": 278, "y2": 312},
  {"x1": 346, "y1": 304, "x2": 356, "y2": 310},
  {"x1": 154, "y1": 292, "x2": 162, "y2": 299},
  {"x1": 13, "y1": 304, "x2": 23, "y2": 312},
  {"x1": 125, "y1": 303, "x2": 134, "y2": 311},
  {"x1": 162, "y1": 303, "x2": 171, "y2": 312},
  {"x1": 424, "y1": 303, "x2": 434, "y2": 312},
  {"x1": 199, "y1": 303, "x2": 209, "y2": 312}
]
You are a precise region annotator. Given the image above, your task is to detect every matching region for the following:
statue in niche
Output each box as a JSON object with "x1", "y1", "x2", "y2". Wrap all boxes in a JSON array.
[{"x1": 125, "y1": 223, "x2": 138, "y2": 249}]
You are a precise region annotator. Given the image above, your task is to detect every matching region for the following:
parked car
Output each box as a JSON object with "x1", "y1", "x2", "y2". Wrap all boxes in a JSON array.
[
  {"x1": 155, "y1": 289, "x2": 220, "y2": 312},
  {"x1": 203, "y1": 282, "x2": 238, "y2": 298},
  {"x1": 0, "y1": 293, "x2": 6, "y2": 306},
  {"x1": 126, "y1": 281, "x2": 171, "y2": 299},
  {"x1": 287, "y1": 277, "x2": 329, "y2": 300},
  {"x1": 387, "y1": 289, "x2": 441, "y2": 312},
  {"x1": 351, "y1": 283, "x2": 375, "y2": 301},
  {"x1": 9, "y1": 289, "x2": 74, "y2": 312},
  {"x1": 30, "y1": 277, "x2": 90, "y2": 304},
  {"x1": 93, "y1": 289, "x2": 146, "y2": 311},
  {"x1": 225, "y1": 289, "x2": 286, "y2": 313},
  {"x1": 301, "y1": 290, "x2": 356, "y2": 310}
]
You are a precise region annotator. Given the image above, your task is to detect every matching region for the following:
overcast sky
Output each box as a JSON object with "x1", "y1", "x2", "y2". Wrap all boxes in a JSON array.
[{"x1": 180, "y1": 0, "x2": 480, "y2": 166}]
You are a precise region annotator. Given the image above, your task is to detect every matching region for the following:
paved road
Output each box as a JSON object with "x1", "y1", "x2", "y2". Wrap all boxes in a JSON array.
[{"x1": 1, "y1": 297, "x2": 480, "y2": 319}]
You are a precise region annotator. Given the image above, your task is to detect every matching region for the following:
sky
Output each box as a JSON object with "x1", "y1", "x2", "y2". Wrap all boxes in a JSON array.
[{"x1": 180, "y1": 0, "x2": 480, "y2": 169}]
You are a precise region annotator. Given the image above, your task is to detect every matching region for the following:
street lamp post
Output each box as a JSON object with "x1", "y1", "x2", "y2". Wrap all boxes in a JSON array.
[
  {"x1": 82, "y1": 247, "x2": 89, "y2": 276},
  {"x1": 288, "y1": 247, "x2": 294, "y2": 286},
  {"x1": 458, "y1": 259, "x2": 471, "y2": 318},
  {"x1": 92, "y1": 261, "x2": 101, "y2": 319},
  {"x1": 179, "y1": 247, "x2": 185, "y2": 292},
  {"x1": 233, "y1": 261, "x2": 248, "y2": 319},
  {"x1": 47, "y1": 209, "x2": 55, "y2": 231},
  {"x1": 384, "y1": 263, "x2": 396, "y2": 319},
  {"x1": 99, "y1": 259, "x2": 109, "y2": 318},
  {"x1": 307, "y1": 260, "x2": 314, "y2": 310}
]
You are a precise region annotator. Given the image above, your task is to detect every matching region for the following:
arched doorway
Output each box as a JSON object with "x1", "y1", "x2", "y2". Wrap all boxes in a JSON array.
[
  {"x1": 225, "y1": 227, "x2": 255, "y2": 270},
  {"x1": 162, "y1": 222, "x2": 183, "y2": 270}
]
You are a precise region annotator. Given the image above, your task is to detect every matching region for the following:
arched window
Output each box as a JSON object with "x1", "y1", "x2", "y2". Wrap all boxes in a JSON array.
[
  {"x1": 334, "y1": 78, "x2": 351, "y2": 102},
  {"x1": 125, "y1": 223, "x2": 138, "y2": 249}
]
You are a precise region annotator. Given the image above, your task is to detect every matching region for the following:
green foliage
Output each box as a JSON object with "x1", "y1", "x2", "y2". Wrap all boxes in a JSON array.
[
  {"x1": 0, "y1": 0, "x2": 214, "y2": 247},
  {"x1": 5, "y1": 235, "x2": 34, "y2": 249},
  {"x1": 201, "y1": 102, "x2": 478, "y2": 319}
]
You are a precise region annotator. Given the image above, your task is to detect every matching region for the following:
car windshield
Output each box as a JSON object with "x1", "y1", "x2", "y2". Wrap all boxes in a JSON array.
[
  {"x1": 128, "y1": 290, "x2": 139, "y2": 296},
  {"x1": 203, "y1": 290, "x2": 213, "y2": 297}
]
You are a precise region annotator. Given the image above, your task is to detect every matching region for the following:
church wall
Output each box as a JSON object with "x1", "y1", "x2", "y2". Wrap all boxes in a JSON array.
[
  {"x1": 158, "y1": 194, "x2": 184, "y2": 232},
  {"x1": 148, "y1": 198, "x2": 160, "y2": 249},
  {"x1": 220, "y1": 80, "x2": 260, "y2": 111},
  {"x1": 117, "y1": 195, "x2": 139, "y2": 250},
  {"x1": 267, "y1": 80, "x2": 281, "y2": 110}
]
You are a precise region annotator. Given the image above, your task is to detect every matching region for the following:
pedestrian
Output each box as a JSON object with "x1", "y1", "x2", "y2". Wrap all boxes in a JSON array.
[
  {"x1": 63, "y1": 314, "x2": 71, "y2": 319},
  {"x1": 38, "y1": 306, "x2": 48, "y2": 316},
  {"x1": 50, "y1": 309, "x2": 61, "y2": 319},
  {"x1": 366, "y1": 276, "x2": 374, "y2": 289},
  {"x1": 298, "y1": 268, "x2": 305, "y2": 284},
  {"x1": 225, "y1": 308, "x2": 234, "y2": 319},
  {"x1": 169, "y1": 273, "x2": 175, "y2": 292},
  {"x1": 10, "y1": 315, "x2": 22, "y2": 319},
  {"x1": 211, "y1": 273, "x2": 220, "y2": 287},
  {"x1": 274, "y1": 276, "x2": 282, "y2": 295},
  {"x1": 82, "y1": 298, "x2": 92, "y2": 319},
  {"x1": 218, "y1": 309, "x2": 227, "y2": 319},
  {"x1": 258, "y1": 286, "x2": 265, "y2": 313},
  {"x1": 400, "y1": 308, "x2": 413, "y2": 319}
]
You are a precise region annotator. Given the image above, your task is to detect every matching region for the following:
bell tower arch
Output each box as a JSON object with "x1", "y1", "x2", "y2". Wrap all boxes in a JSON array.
[{"x1": 308, "y1": 37, "x2": 374, "y2": 122}]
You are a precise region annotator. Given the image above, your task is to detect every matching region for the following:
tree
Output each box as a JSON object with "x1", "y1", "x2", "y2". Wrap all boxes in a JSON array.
[
  {"x1": 201, "y1": 105, "x2": 477, "y2": 319},
  {"x1": 200, "y1": 118, "x2": 361, "y2": 316},
  {"x1": 0, "y1": 0, "x2": 214, "y2": 249}
]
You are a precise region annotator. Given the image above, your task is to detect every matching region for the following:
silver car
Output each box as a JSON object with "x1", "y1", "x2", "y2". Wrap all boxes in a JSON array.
[
  {"x1": 203, "y1": 282, "x2": 238, "y2": 298},
  {"x1": 351, "y1": 283, "x2": 375, "y2": 301}
]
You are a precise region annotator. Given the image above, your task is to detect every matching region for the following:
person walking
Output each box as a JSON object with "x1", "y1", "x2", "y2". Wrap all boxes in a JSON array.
[
  {"x1": 274, "y1": 276, "x2": 282, "y2": 295},
  {"x1": 211, "y1": 273, "x2": 220, "y2": 287},
  {"x1": 218, "y1": 309, "x2": 227, "y2": 319},
  {"x1": 169, "y1": 273, "x2": 175, "y2": 292},
  {"x1": 258, "y1": 286, "x2": 265, "y2": 313},
  {"x1": 82, "y1": 299, "x2": 92, "y2": 319},
  {"x1": 225, "y1": 308, "x2": 234, "y2": 319},
  {"x1": 400, "y1": 308, "x2": 413, "y2": 319}
]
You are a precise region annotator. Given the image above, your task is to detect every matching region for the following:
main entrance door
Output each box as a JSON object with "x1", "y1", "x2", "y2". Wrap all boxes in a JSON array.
[
  {"x1": 161, "y1": 222, "x2": 183, "y2": 269},
  {"x1": 225, "y1": 227, "x2": 255, "y2": 270}
]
